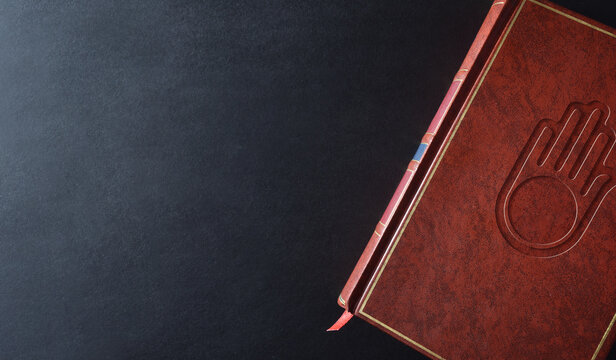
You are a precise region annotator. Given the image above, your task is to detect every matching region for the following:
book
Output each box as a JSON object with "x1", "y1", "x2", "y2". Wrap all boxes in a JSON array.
[{"x1": 331, "y1": 0, "x2": 616, "y2": 359}]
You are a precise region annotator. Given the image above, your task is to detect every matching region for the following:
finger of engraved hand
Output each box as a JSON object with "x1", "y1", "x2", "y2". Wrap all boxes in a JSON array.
[{"x1": 560, "y1": 107, "x2": 605, "y2": 176}]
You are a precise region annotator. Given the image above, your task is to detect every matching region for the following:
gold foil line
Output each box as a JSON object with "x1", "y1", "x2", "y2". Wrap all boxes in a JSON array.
[{"x1": 529, "y1": 0, "x2": 616, "y2": 39}]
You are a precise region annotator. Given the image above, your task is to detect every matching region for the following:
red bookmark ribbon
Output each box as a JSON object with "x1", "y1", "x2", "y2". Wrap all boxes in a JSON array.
[{"x1": 327, "y1": 310, "x2": 353, "y2": 331}]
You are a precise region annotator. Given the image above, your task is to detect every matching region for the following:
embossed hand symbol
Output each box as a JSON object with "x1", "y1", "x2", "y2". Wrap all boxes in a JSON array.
[{"x1": 496, "y1": 101, "x2": 616, "y2": 257}]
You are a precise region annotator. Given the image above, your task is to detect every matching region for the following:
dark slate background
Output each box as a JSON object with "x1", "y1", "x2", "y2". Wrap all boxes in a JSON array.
[{"x1": 1, "y1": 0, "x2": 616, "y2": 359}]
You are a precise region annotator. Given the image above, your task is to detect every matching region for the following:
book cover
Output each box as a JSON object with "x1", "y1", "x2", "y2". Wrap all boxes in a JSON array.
[{"x1": 333, "y1": 0, "x2": 616, "y2": 359}]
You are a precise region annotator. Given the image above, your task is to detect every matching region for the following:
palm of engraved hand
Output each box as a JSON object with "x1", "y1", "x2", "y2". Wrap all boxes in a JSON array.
[{"x1": 496, "y1": 101, "x2": 616, "y2": 257}]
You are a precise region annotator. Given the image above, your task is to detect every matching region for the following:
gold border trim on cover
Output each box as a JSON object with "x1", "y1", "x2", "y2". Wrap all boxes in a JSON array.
[{"x1": 357, "y1": 1, "x2": 616, "y2": 359}]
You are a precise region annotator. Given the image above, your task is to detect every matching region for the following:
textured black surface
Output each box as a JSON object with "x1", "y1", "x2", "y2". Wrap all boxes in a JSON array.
[{"x1": 1, "y1": 1, "x2": 616, "y2": 359}]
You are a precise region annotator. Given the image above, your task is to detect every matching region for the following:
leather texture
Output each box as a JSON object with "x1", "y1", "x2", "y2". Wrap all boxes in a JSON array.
[{"x1": 343, "y1": 0, "x2": 616, "y2": 358}]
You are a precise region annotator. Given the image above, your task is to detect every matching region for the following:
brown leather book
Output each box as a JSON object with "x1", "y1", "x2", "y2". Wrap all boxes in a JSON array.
[{"x1": 331, "y1": 0, "x2": 616, "y2": 358}]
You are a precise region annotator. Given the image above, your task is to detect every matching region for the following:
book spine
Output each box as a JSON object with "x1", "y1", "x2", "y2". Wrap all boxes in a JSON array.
[{"x1": 337, "y1": 0, "x2": 513, "y2": 313}]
